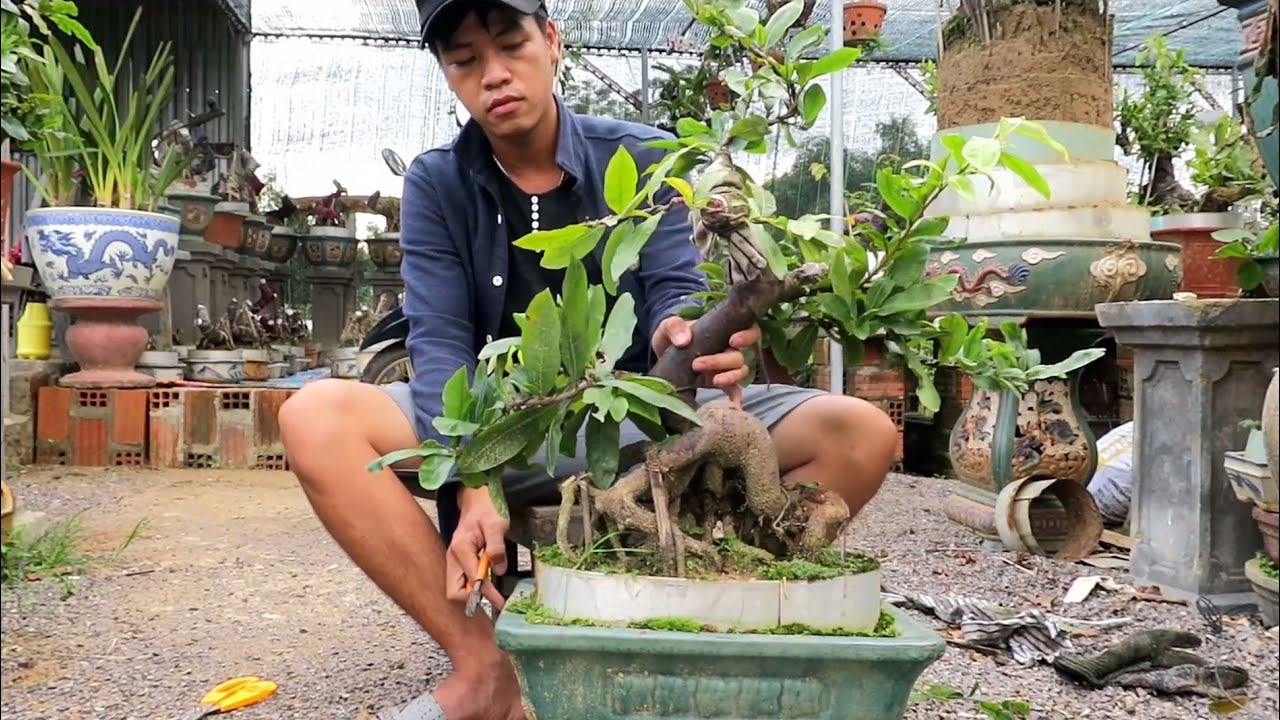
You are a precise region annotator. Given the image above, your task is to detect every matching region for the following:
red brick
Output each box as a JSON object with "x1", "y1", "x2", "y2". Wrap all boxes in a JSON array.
[
  {"x1": 253, "y1": 389, "x2": 293, "y2": 470},
  {"x1": 108, "y1": 390, "x2": 148, "y2": 467},
  {"x1": 148, "y1": 389, "x2": 187, "y2": 468},
  {"x1": 216, "y1": 389, "x2": 254, "y2": 469},
  {"x1": 69, "y1": 389, "x2": 110, "y2": 466},
  {"x1": 846, "y1": 367, "x2": 906, "y2": 401},
  {"x1": 35, "y1": 386, "x2": 71, "y2": 465}
]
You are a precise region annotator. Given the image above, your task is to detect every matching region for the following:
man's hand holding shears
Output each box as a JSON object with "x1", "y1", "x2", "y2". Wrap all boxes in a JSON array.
[{"x1": 446, "y1": 486, "x2": 507, "y2": 614}]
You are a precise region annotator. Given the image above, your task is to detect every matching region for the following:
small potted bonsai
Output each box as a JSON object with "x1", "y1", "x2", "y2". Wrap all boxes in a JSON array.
[
  {"x1": 366, "y1": 194, "x2": 402, "y2": 271},
  {"x1": 301, "y1": 180, "x2": 357, "y2": 267},
  {"x1": 20, "y1": 6, "x2": 197, "y2": 388},
  {"x1": 1118, "y1": 36, "x2": 1273, "y2": 298},
  {"x1": 371, "y1": 1, "x2": 1101, "y2": 715}
]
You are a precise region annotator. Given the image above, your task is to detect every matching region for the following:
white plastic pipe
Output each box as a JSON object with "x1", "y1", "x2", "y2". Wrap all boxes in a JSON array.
[{"x1": 827, "y1": 0, "x2": 846, "y2": 396}]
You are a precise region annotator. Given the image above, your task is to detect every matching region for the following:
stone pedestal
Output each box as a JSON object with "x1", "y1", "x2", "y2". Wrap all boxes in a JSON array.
[
  {"x1": 365, "y1": 269, "x2": 403, "y2": 307},
  {"x1": 307, "y1": 267, "x2": 357, "y2": 348},
  {"x1": 210, "y1": 249, "x2": 238, "y2": 322},
  {"x1": 1096, "y1": 299, "x2": 1280, "y2": 603},
  {"x1": 170, "y1": 237, "x2": 221, "y2": 346},
  {"x1": 228, "y1": 254, "x2": 256, "y2": 309},
  {"x1": 269, "y1": 265, "x2": 293, "y2": 307}
]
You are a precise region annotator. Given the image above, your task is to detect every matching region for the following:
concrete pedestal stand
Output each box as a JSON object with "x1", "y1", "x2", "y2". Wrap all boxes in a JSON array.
[
  {"x1": 306, "y1": 267, "x2": 357, "y2": 348},
  {"x1": 1096, "y1": 299, "x2": 1280, "y2": 604},
  {"x1": 170, "y1": 237, "x2": 221, "y2": 346},
  {"x1": 365, "y1": 269, "x2": 403, "y2": 307}
]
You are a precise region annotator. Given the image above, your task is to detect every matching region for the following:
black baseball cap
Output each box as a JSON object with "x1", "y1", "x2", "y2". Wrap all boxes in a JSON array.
[{"x1": 417, "y1": 0, "x2": 546, "y2": 49}]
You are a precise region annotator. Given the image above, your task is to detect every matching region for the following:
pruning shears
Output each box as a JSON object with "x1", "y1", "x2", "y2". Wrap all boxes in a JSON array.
[
  {"x1": 184, "y1": 676, "x2": 277, "y2": 719},
  {"x1": 465, "y1": 551, "x2": 492, "y2": 619}
]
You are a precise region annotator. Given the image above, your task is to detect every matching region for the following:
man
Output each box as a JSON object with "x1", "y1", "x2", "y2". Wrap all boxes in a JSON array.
[{"x1": 278, "y1": 2, "x2": 900, "y2": 718}]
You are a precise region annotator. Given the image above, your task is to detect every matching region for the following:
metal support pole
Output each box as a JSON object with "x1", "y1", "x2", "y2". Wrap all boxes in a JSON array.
[
  {"x1": 827, "y1": 0, "x2": 846, "y2": 397},
  {"x1": 640, "y1": 48, "x2": 651, "y2": 124}
]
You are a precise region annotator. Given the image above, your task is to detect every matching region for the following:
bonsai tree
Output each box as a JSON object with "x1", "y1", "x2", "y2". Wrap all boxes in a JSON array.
[
  {"x1": 373, "y1": 0, "x2": 1102, "y2": 579},
  {"x1": 1117, "y1": 35, "x2": 1271, "y2": 214}
]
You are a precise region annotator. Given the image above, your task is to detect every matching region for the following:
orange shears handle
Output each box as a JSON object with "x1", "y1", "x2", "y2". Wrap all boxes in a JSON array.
[{"x1": 201, "y1": 676, "x2": 277, "y2": 712}]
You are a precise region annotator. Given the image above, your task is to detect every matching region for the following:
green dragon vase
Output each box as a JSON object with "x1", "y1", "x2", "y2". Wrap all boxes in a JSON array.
[
  {"x1": 925, "y1": 239, "x2": 1181, "y2": 318},
  {"x1": 949, "y1": 370, "x2": 1099, "y2": 493}
]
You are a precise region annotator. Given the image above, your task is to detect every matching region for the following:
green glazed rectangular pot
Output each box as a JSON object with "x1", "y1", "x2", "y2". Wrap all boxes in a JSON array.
[{"x1": 495, "y1": 580, "x2": 945, "y2": 720}]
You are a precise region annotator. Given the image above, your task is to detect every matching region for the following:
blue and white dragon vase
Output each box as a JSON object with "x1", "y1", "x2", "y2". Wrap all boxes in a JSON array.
[{"x1": 27, "y1": 207, "x2": 180, "y2": 301}]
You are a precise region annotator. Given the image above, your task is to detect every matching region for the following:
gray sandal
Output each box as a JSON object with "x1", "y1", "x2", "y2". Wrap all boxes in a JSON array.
[{"x1": 377, "y1": 692, "x2": 448, "y2": 720}]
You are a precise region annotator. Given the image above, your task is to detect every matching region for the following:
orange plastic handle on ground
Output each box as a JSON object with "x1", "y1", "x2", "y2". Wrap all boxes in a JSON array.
[{"x1": 201, "y1": 676, "x2": 278, "y2": 712}]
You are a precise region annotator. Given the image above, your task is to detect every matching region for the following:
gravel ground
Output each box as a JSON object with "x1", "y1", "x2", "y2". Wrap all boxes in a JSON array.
[{"x1": 1, "y1": 467, "x2": 1276, "y2": 720}]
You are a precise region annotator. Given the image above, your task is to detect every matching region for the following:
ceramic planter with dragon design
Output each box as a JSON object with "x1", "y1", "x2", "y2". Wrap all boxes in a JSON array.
[
  {"x1": 302, "y1": 226, "x2": 358, "y2": 267},
  {"x1": 924, "y1": 122, "x2": 1179, "y2": 317},
  {"x1": 366, "y1": 232, "x2": 403, "y2": 271},
  {"x1": 27, "y1": 207, "x2": 181, "y2": 387}
]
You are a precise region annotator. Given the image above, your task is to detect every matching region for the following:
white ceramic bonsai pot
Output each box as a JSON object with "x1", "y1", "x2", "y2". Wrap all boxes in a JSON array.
[
  {"x1": 26, "y1": 206, "x2": 180, "y2": 301},
  {"x1": 533, "y1": 561, "x2": 882, "y2": 632},
  {"x1": 330, "y1": 346, "x2": 361, "y2": 379},
  {"x1": 184, "y1": 349, "x2": 245, "y2": 384}
]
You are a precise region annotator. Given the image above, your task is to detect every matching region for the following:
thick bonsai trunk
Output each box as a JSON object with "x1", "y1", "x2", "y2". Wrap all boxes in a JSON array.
[{"x1": 561, "y1": 261, "x2": 845, "y2": 577}]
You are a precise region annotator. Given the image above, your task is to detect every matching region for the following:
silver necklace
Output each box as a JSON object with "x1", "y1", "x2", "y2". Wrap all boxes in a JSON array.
[{"x1": 493, "y1": 153, "x2": 564, "y2": 231}]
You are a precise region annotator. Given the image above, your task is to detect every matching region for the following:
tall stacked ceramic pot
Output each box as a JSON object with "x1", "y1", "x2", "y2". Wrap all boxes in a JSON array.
[{"x1": 26, "y1": 207, "x2": 180, "y2": 387}]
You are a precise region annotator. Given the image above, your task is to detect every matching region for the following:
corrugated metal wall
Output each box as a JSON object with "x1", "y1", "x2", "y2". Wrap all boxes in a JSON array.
[{"x1": 7, "y1": 0, "x2": 252, "y2": 259}]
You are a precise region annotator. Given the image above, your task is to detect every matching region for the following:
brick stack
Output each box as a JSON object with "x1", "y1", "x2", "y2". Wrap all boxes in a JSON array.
[{"x1": 35, "y1": 386, "x2": 295, "y2": 470}]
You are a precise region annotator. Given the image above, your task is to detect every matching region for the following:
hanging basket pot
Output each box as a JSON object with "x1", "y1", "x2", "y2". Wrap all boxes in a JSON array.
[
  {"x1": 704, "y1": 79, "x2": 732, "y2": 110},
  {"x1": 843, "y1": 1, "x2": 887, "y2": 45}
]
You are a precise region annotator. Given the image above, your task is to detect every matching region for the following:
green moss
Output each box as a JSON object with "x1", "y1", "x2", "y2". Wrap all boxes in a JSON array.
[
  {"x1": 533, "y1": 538, "x2": 880, "y2": 583},
  {"x1": 504, "y1": 595, "x2": 900, "y2": 638},
  {"x1": 1259, "y1": 553, "x2": 1279, "y2": 580}
]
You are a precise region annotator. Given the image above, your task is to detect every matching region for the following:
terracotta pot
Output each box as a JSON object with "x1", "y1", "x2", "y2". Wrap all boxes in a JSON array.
[
  {"x1": 1258, "y1": 506, "x2": 1280, "y2": 564},
  {"x1": 207, "y1": 203, "x2": 249, "y2": 250},
  {"x1": 704, "y1": 79, "x2": 731, "y2": 110},
  {"x1": 1264, "y1": 368, "x2": 1279, "y2": 494},
  {"x1": 1149, "y1": 212, "x2": 1244, "y2": 299},
  {"x1": 2, "y1": 158, "x2": 19, "y2": 246},
  {"x1": 843, "y1": 1, "x2": 887, "y2": 45}
]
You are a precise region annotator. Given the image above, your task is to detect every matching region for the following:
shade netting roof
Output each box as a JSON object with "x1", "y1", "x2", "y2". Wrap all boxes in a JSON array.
[{"x1": 252, "y1": 0, "x2": 1244, "y2": 67}]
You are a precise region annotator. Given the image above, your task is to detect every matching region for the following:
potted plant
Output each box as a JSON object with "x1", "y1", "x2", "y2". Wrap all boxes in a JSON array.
[
  {"x1": 843, "y1": 1, "x2": 887, "y2": 45},
  {"x1": 1214, "y1": 220, "x2": 1280, "y2": 297},
  {"x1": 301, "y1": 180, "x2": 357, "y2": 267},
  {"x1": 20, "y1": 6, "x2": 196, "y2": 388},
  {"x1": 1118, "y1": 36, "x2": 1274, "y2": 298},
  {"x1": 371, "y1": 1, "x2": 1100, "y2": 715},
  {"x1": 1, "y1": 0, "x2": 92, "y2": 243},
  {"x1": 366, "y1": 194, "x2": 402, "y2": 271}
]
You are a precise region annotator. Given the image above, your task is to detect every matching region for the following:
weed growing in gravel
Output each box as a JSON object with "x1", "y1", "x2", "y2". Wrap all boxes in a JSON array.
[
  {"x1": 2, "y1": 514, "x2": 148, "y2": 597},
  {"x1": 909, "y1": 682, "x2": 1032, "y2": 720}
]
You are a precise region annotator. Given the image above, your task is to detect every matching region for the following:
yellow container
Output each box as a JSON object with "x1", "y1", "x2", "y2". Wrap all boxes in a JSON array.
[{"x1": 16, "y1": 301, "x2": 52, "y2": 360}]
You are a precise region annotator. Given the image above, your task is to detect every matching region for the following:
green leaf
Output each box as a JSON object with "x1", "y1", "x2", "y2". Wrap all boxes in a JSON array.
[
  {"x1": 442, "y1": 366, "x2": 472, "y2": 419},
  {"x1": 559, "y1": 406, "x2": 588, "y2": 458},
  {"x1": 875, "y1": 274, "x2": 959, "y2": 315},
  {"x1": 876, "y1": 167, "x2": 922, "y2": 220},
  {"x1": 830, "y1": 250, "x2": 853, "y2": 303},
  {"x1": 785, "y1": 23, "x2": 824, "y2": 63},
  {"x1": 1215, "y1": 242, "x2": 1252, "y2": 259},
  {"x1": 999, "y1": 151, "x2": 1050, "y2": 200},
  {"x1": 754, "y1": 224, "x2": 789, "y2": 278},
  {"x1": 599, "y1": 293, "x2": 637, "y2": 371},
  {"x1": 664, "y1": 177, "x2": 696, "y2": 205},
  {"x1": 418, "y1": 452, "x2": 456, "y2": 491},
  {"x1": 763, "y1": 0, "x2": 803, "y2": 48},
  {"x1": 845, "y1": 240, "x2": 869, "y2": 286},
  {"x1": 675, "y1": 117, "x2": 711, "y2": 138},
  {"x1": 479, "y1": 336, "x2": 520, "y2": 362},
  {"x1": 543, "y1": 400, "x2": 570, "y2": 475},
  {"x1": 1237, "y1": 260, "x2": 1264, "y2": 291},
  {"x1": 586, "y1": 285, "x2": 608, "y2": 360},
  {"x1": 520, "y1": 289, "x2": 562, "y2": 395},
  {"x1": 800, "y1": 83, "x2": 825, "y2": 126},
  {"x1": 939, "y1": 134, "x2": 967, "y2": 164},
  {"x1": 606, "y1": 214, "x2": 660, "y2": 290},
  {"x1": 788, "y1": 215, "x2": 822, "y2": 240},
  {"x1": 541, "y1": 225, "x2": 606, "y2": 269},
  {"x1": 560, "y1": 259, "x2": 592, "y2": 380},
  {"x1": 1012, "y1": 120, "x2": 1069, "y2": 161},
  {"x1": 962, "y1": 137, "x2": 1001, "y2": 172},
  {"x1": 802, "y1": 47, "x2": 860, "y2": 83},
  {"x1": 432, "y1": 416, "x2": 480, "y2": 437},
  {"x1": 366, "y1": 443, "x2": 448, "y2": 473},
  {"x1": 603, "y1": 377, "x2": 702, "y2": 426},
  {"x1": 729, "y1": 116, "x2": 769, "y2": 145},
  {"x1": 456, "y1": 404, "x2": 562, "y2": 474},
  {"x1": 585, "y1": 416, "x2": 622, "y2": 489},
  {"x1": 603, "y1": 145, "x2": 639, "y2": 215},
  {"x1": 949, "y1": 174, "x2": 976, "y2": 202},
  {"x1": 1211, "y1": 228, "x2": 1254, "y2": 244},
  {"x1": 513, "y1": 224, "x2": 594, "y2": 254},
  {"x1": 937, "y1": 314, "x2": 970, "y2": 360},
  {"x1": 1024, "y1": 348, "x2": 1106, "y2": 380},
  {"x1": 913, "y1": 368, "x2": 941, "y2": 414},
  {"x1": 888, "y1": 242, "x2": 930, "y2": 286}
]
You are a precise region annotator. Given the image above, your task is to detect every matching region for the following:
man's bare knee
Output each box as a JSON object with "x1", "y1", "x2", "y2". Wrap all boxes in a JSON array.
[{"x1": 280, "y1": 379, "x2": 417, "y2": 473}]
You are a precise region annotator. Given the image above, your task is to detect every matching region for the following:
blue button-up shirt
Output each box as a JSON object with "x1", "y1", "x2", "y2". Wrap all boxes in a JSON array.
[{"x1": 399, "y1": 96, "x2": 707, "y2": 444}]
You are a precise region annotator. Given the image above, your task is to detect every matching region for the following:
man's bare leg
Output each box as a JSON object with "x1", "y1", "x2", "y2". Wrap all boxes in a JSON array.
[
  {"x1": 279, "y1": 379, "x2": 525, "y2": 720},
  {"x1": 768, "y1": 395, "x2": 899, "y2": 517}
]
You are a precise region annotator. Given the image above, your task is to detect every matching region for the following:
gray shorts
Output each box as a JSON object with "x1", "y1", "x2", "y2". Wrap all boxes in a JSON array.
[{"x1": 382, "y1": 381, "x2": 826, "y2": 507}]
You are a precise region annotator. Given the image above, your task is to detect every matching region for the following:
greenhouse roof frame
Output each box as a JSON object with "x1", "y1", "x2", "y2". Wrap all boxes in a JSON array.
[{"x1": 252, "y1": 0, "x2": 1245, "y2": 68}]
